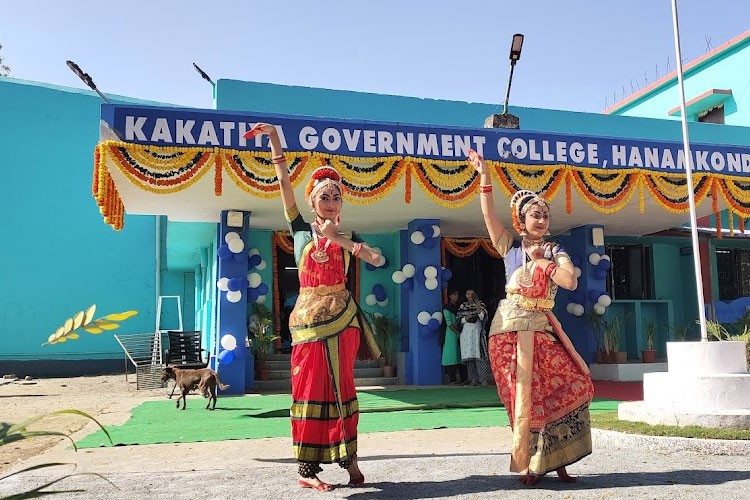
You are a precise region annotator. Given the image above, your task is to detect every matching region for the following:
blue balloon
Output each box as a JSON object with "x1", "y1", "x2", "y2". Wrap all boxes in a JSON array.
[
  {"x1": 588, "y1": 289, "x2": 604, "y2": 303},
  {"x1": 427, "y1": 318, "x2": 440, "y2": 332},
  {"x1": 257, "y1": 283, "x2": 269, "y2": 295},
  {"x1": 248, "y1": 254, "x2": 262, "y2": 269},
  {"x1": 402, "y1": 278, "x2": 414, "y2": 291},
  {"x1": 373, "y1": 284, "x2": 385, "y2": 295},
  {"x1": 423, "y1": 237, "x2": 438, "y2": 249},
  {"x1": 375, "y1": 290, "x2": 387, "y2": 302},
  {"x1": 233, "y1": 252, "x2": 246, "y2": 262},
  {"x1": 365, "y1": 262, "x2": 376, "y2": 271},
  {"x1": 442, "y1": 268, "x2": 453, "y2": 281},
  {"x1": 217, "y1": 244, "x2": 233, "y2": 260},
  {"x1": 247, "y1": 288, "x2": 259, "y2": 301},
  {"x1": 597, "y1": 259, "x2": 612, "y2": 271},
  {"x1": 419, "y1": 325, "x2": 433, "y2": 338},
  {"x1": 218, "y1": 349, "x2": 234, "y2": 365},
  {"x1": 594, "y1": 269, "x2": 608, "y2": 280},
  {"x1": 228, "y1": 277, "x2": 243, "y2": 292}
]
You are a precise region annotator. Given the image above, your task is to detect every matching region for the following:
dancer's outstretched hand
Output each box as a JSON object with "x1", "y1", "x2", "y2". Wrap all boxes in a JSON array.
[
  {"x1": 243, "y1": 123, "x2": 278, "y2": 139},
  {"x1": 467, "y1": 148, "x2": 487, "y2": 175}
]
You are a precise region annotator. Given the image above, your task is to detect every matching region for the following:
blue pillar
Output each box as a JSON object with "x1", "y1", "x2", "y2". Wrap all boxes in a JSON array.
[
  {"x1": 215, "y1": 210, "x2": 251, "y2": 394},
  {"x1": 405, "y1": 218, "x2": 443, "y2": 385},
  {"x1": 556, "y1": 224, "x2": 604, "y2": 364}
]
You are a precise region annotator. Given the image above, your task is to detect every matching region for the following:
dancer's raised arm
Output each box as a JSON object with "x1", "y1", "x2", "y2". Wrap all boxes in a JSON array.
[
  {"x1": 468, "y1": 149, "x2": 509, "y2": 246},
  {"x1": 253, "y1": 123, "x2": 296, "y2": 212}
]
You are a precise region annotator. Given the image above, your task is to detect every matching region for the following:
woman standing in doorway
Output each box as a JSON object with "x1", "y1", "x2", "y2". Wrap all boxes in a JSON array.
[
  {"x1": 253, "y1": 124, "x2": 383, "y2": 492},
  {"x1": 457, "y1": 289, "x2": 490, "y2": 386},
  {"x1": 467, "y1": 149, "x2": 594, "y2": 486}
]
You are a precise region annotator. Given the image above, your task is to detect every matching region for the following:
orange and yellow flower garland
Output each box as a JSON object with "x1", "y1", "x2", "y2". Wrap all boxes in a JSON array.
[{"x1": 93, "y1": 141, "x2": 750, "y2": 233}]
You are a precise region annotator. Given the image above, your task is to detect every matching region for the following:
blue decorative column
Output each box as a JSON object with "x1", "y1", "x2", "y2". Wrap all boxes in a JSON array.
[
  {"x1": 215, "y1": 210, "x2": 251, "y2": 394},
  {"x1": 556, "y1": 224, "x2": 607, "y2": 364},
  {"x1": 403, "y1": 218, "x2": 443, "y2": 385}
]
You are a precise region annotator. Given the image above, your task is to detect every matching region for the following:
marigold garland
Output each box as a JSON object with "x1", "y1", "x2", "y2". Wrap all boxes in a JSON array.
[{"x1": 92, "y1": 141, "x2": 750, "y2": 233}]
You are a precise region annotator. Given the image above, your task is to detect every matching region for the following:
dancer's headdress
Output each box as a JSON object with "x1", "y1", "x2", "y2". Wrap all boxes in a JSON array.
[
  {"x1": 305, "y1": 166, "x2": 345, "y2": 204},
  {"x1": 509, "y1": 190, "x2": 549, "y2": 235}
]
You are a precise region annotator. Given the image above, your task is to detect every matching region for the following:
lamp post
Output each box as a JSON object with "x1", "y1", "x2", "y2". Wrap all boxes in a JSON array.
[
  {"x1": 66, "y1": 60, "x2": 110, "y2": 103},
  {"x1": 193, "y1": 63, "x2": 215, "y2": 86},
  {"x1": 485, "y1": 33, "x2": 524, "y2": 129}
]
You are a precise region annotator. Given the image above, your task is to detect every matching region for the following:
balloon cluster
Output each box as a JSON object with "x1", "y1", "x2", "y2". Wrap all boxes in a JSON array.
[
  {"x1": 588, "y1": 252, "x2": 611, "y2": 279},
  {"x1": 216, "y1": 242, "x2": 270, "y2": 304},
  {"x1": 365, "y1": 246, "x2": 389, "y2": 271},
  {"x1": 565, "y1": 253, "x2": 613, "y2": 316},
  {"x1": 392, "y1": 263, "x2": 416, "y2": 291},
  {"x1": 364, "y1": 284, "x2": 389, "y2": 307},
  {"x1": 217, "y1": 232, "x2": 246, "y2": 261},
  {"x1": 410, "y1": 224, "x2": 441, "y2": 248},
  {"x1": 218, "y1": 333, "x2": 238, "y2": 365},
  {"x1": 417, "y1": 310, "x2": 443, "y2": 337}
]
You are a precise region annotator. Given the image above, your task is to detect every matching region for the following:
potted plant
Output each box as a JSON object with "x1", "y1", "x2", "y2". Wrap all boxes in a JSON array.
[
  {"x1": 705, "y1": 317, "x2": 750, "y2": 368},
  {"x1": 669, "y1": 322, "x2": 692, "y2": 342},
  {"x1": 248, "y1": 302, "x2": 278, "y2": 381},
  {"x1": 642, "y1": 321, "x2": 658, "y2": 363},
  {"x1": 588, "y1": 309, "x2": 607, "y2": 363},
  {"x1": 367, "y1": 312, "x2": 400, "y2": 378},
  {"x1": 604, "y1": 315, "x2": 626, "y2": 363}
]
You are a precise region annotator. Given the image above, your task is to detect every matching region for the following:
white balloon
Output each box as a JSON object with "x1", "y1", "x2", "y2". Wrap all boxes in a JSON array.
[
  {"x1": 256, "y1": 295, "x2": 267, "y2": 305},
  {"x1": 597, "y1": 294, "x2": 612, "y2": 307},
  {"x1": 226, "y1": 290, "x2": 242, "y2": 303},
  {"x1": 431, "y1": 311, "x2": 443, "y2": 322},
  {"x1": 392, "y1": 271, "x2": 406, "y2": 284},
  {"x1": 599, "y1": 254, "x2": 611, "y2": 261},
  {"x1": 425, "y1": 278, "x2": 439, "y2": 290},
  {"x1": 593, "y1": 304, "x2": 606, "y2": 315},
  {"x1": 256, "y1": 259, "x2": 267, "y2": 271},
  {"x1": 566, "y1": 303, "x2": 575, "y2": 314},
  {"x1": 410, "y1": 231, "x2": 425, "y2": 245},
  {"x1": 574, "y1": 267, "x2": 582, "y2": 278},
  {"x1": 247, "y1": 272, "x2": 262, "y2": 288},
  {"x1": 417, "y1": 311, "x2": 431, "y2": 325},
  {"x1": 217, "y1": 277, "x2": 229, "y2": 292},
  {"x1": 248, "y1": 247, "x2": 260, "y2": 257},
  {"x1": 402, "y1": 264, "x2": 415, "y2": 278},
  {"x1": 431, "y1": 225, "x2": 441, "y2": 238},
  {"x1": 377, "y1": 298, "x2": 389, "y2": 307},
  {"x1": 365, "y1": 294, "x2": 377, "y2": 306},
  {"x1": 224, "y1": 232, "x2": 240, "y2": 244},
  {"x1": 220, "y1": 334, "x2": 237, "y2": 351},
  {"x1": 228, "y1": 238, "x2": 245, "y2": 254},
  {"x1": 424, "y1": 266, "x2": 438, "y2": 279},
  {"x1": 573, "y1": 304, "x2": 585, "y2": 316},
  {"x1": 588, "y1": 253, "x2": 601, "y2": 266}
]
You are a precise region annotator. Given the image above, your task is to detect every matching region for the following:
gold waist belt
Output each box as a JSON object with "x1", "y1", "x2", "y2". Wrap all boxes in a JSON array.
[
  {"x1": 507, "y1": 294, "x2": 554, "y2": 311},
  {"x1": 299, "y1": 283, "x2": 346, "y2": 295}
]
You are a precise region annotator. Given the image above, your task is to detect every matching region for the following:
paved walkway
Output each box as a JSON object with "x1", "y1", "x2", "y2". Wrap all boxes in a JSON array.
[{"x1": 2, "y1": 424, "x2": 749, "y2": 499}]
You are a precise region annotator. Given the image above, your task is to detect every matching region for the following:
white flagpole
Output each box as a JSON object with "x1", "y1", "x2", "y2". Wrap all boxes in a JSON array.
[{"x1": 670, "y1": 0, "x2": 708, "y2": 342}]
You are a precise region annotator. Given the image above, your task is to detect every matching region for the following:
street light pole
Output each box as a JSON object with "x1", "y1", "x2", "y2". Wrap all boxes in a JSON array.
[
  {"x1": 65, "y1": 60, "x2": 110, "y2": 104},
  {"x1": 485, "y1": 33, "x2": 525, "y2": 129}
]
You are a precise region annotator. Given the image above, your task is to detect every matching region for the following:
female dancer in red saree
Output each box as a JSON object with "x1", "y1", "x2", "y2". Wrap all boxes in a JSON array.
[
  {"x1": 254, "y1": 124, "x2": 383, "y2": 492},
  {"x1": 468, "y1": 149, "x2": 594, "y2": 486}
]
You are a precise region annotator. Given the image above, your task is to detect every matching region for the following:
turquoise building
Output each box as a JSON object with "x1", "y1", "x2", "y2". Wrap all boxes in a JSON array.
[{"x1": 2, "y1": 30, "x2": 750, "y2": 392}]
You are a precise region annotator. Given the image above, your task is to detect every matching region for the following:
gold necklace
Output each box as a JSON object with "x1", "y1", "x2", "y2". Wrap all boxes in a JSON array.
[
  {"x1": 310, "y1": 221, "x2": 331, "y2": 263},
  {"x1": 516, "y1": 251, "x2": 534, "y2": 288}
]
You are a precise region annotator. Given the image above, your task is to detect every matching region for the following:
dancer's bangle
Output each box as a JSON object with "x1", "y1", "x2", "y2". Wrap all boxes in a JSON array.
[
  {"x1": 545, "y1": 263, "x2": 558, "y2": 277},
  {"x1": 352, "y1": 242, "x2": 363, "y2": 256},
  {"x1": 271, "y1": 155, "x2": 286, "y2": 164},
  {"x1": 480, "y1": 184, "x2": 493, "y2": 194}
]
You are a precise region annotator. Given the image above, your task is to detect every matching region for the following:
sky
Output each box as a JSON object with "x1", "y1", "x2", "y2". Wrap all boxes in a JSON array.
[{"x1": 1, "y1": 1, "x2": 748, "y2": 114}]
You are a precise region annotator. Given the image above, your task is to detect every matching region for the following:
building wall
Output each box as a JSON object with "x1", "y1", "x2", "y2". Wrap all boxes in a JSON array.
[
  {"x1": 0, "y1": 78, "x2": 164, "y2": 371},
  {"x1": 609, "y1": 42, "x2": 750, "y2": 125}
]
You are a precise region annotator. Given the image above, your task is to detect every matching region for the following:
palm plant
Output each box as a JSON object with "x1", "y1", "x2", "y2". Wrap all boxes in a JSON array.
[
  {"x1": 248, "y1": 302, "x2": 278, "y2": 370},
  {"x1": 643, "y1": 321, "x2": 658, "y2": 350},
  {"x1": 1, "y1": 409, "x2": 114, "y2": 496},
  {"x1": 367, "y1": 312, "x2": 400, "y2": 366}
]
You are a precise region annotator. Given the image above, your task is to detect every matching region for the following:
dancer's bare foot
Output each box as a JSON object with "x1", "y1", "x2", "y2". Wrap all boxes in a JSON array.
[
  {"x1": 298, "y1": 477, "x2": 334, "y2": 492},
  {"x1": 519, "y1": 474, "x2": 542, "y2": 486},
  {"x1": 347, "y1": 457, "x2": 365, "y2": 487},
  {"x1": 555, "y1": 467, "x2": 577, "y2": 483}
]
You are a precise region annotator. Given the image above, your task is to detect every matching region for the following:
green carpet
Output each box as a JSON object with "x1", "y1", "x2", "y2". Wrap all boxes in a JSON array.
[{"x1": 76, "y1": 387, "x2": 620, "y2": 448}]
